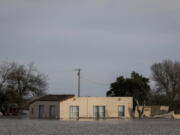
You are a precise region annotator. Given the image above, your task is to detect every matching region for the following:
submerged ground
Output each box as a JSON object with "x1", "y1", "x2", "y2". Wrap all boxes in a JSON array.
[{"x1": 0, "y1": 119, "x2": 180, "y2": 135}]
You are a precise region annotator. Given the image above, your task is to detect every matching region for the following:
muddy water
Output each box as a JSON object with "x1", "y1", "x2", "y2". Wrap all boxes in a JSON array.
[{"x1": 0, "y1": 119, "x2": 180, "y2": 135}]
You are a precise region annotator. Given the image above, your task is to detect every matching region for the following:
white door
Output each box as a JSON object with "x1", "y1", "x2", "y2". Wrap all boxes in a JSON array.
[
  {"x1": 99, "y1": 106, "x2": 105, "y2": 118},
  {"x1": 118, "y1": 105, "x2": 125, "y2": 117}
]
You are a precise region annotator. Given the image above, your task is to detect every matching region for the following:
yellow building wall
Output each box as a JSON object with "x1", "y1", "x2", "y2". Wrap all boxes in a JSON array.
[
  {"x1": 174, "y1": 114, "x2": 180, "y2": 119},
  {"x1": 60, "y1": 97, "x2": 133, "y2": 120},
  {"x1": 29, "y1": 101, "x2": 60, "y2": 119},
  {"x1": 151, "y1": 106, "x2": 169, "y2": 116}
]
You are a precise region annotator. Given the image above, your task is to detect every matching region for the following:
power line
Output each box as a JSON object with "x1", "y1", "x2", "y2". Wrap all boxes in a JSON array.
[
  {"x1": 81, "y1": 76, "x2": 109, "y2": 86},
  {"x1": 54, "y1": 69, "x2": 110, "y2": 95},
  {"x1": 56, "y1": 69, "x2": 75, "y2": 72}
]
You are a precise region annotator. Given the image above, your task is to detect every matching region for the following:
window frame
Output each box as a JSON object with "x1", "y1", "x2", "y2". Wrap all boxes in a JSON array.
[
  {"x1": 38, "y1": 105, "x2": 45, "y2": 118},
  {"x1": 118, "y1": 105, "x2": 125, "y2": 118},
  {"x1": 93, "y1": 105, "x2": 105, "y2": 119},
  {"x1": 49, "y1": 105, "x2": 56, "y2": 119},
  {"x1": 31, "y1": 107, "x2": 34, "y2": 115},
  {"x1": 69, "y1": 106, "x2": 79, "y2": 120}
]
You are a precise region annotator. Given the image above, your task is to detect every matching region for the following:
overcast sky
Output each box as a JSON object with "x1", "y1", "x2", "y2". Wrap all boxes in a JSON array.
[{"x1": 0, "y1": 0, "x2": 180, "y2": 96}]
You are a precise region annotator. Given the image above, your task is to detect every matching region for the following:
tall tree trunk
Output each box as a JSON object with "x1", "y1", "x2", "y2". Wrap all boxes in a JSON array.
[{"x1": 136, "y1": 99, "x2": 145, "y2": 119}]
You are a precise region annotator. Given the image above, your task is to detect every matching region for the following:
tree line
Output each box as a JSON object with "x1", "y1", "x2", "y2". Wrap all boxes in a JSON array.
[
  {"x1": 0, "y1": 59, "x2": 179, "y2": 117},
  {"x1": 107, "y1": 60, "x2": 180, "y2": 118}
]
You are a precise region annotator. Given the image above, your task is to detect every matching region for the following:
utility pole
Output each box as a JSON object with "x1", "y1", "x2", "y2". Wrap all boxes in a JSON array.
[{"x1": 75, "y1": 68, "x2": 81, "y2": 97}]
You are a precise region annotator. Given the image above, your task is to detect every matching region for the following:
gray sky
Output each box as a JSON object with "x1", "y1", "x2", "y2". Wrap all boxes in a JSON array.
[{"x1": 0, "y1": 0, "x2": 180, "y2": 96}]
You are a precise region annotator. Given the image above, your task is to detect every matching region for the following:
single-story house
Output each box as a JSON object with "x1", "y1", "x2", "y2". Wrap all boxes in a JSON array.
[
  {"x1": 135, "y1": 105, "x2": 169, "y2": 118},
  {"x1": 29, "y1": 95, "x2": 133, "y2": 120}
]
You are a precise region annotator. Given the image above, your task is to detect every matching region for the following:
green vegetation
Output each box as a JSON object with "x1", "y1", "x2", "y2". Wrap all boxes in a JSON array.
[
  {"x1": 106, "y1": 72, "x2": 151, "y2": 118},
  {"x1": 107, "y1": 59, "x2": 180, "y2": 117}
]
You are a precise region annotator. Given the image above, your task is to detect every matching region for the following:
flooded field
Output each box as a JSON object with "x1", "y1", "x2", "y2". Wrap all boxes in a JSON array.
[{"x1": 0, "y1": 119, "x2": 180, "y2": 135}]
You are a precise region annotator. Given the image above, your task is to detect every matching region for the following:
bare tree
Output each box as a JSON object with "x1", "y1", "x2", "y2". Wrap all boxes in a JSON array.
[
  {"x1": 0, "y1": 62, "x2": 48, "y2": 114},
  {"x1": 135, "y1": 100, "x2": 145, "y2": 119},
  {"x1": 0, "y1": 62, "x2": 14, "y2": 92},
  {"x1": 6, "y1": 62, "x2": 48, "y2": 97},
  {"x1": 151, "y1": 60, "x2": 180, "y2": 110}
]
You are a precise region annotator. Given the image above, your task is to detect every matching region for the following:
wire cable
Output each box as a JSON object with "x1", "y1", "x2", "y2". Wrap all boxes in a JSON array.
[{"x1": 81, "y1": 76, "x2": 109, "y2": 86}]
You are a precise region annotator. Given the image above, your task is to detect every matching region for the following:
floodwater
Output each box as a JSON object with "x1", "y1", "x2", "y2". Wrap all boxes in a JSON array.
[{"x1": 0, "y1": 119, "x2": 180, "y2": 135}]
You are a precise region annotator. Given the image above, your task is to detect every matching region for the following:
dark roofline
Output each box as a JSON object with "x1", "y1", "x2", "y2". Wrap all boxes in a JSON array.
[{"x1": 29, "y1": 94, "x2": 75, "y2": 104}]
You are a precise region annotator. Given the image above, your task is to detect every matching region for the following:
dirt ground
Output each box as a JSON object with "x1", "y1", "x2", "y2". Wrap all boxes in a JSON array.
[{"x1": 0, "y1": 119, "x2": 180, "y2": 135}]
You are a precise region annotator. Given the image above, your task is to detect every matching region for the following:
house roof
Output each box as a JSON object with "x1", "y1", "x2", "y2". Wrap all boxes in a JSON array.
[{"x1": 29, "y1": 94, "x2": 75, "y2": 104}]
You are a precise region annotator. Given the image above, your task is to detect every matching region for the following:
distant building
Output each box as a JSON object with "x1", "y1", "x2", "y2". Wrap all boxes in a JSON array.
[
  {"x1": 29, "y1": 95, "x2": 133, "y2": 120},
  {"x1": 170, "y1": 110, "x2": 180, "y2": 119},
  {"x1": 135, "y1": 105, "x2": 169, "y2": 118}
]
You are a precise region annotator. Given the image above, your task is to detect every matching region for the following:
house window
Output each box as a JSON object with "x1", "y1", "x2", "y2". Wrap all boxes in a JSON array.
[
  {"x1": 70, "y1": 106, "x2": 79, "y2": 120},
  {"x1": 39, "y1": 105, "x2": 44, "y2": 118},
  {"x1": 118, "y1": 105, "x2": 125, "y2": 117},
  {"x1": 93, "y1": 106, "x2": 105, "y2": 119},
  {"x1": 31, "y1": 108, "x2": 34, "y2": 115},
  {"x1": 49, "y1": 105, "x2": 56, "y2": 119}
]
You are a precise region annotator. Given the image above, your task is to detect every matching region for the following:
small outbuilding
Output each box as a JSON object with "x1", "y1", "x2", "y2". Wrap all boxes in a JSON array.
[
  {"x1": 29, "y1": 94, "x2": 133, "y2": 120},
  {"x1": 135, "y1": 105, "x2": 169, "y2": 118}
]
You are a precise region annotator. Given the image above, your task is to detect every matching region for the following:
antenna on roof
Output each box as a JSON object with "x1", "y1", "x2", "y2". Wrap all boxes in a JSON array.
[{"x1": 75, "y1": 68, "x2": 81, "y2": 97}]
